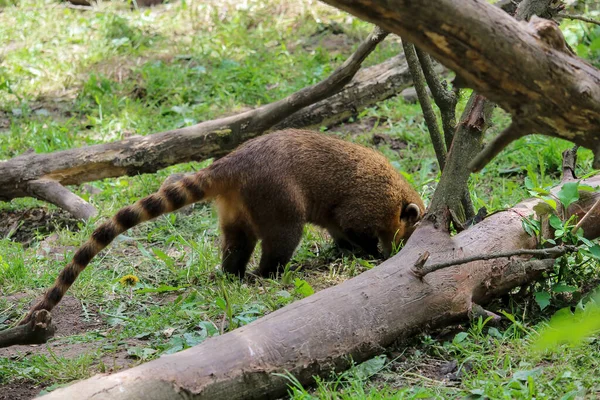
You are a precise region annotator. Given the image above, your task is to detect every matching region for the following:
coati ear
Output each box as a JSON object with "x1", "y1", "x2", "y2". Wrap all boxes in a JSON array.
[{"x1": 402, "y1": 203, "x2": 422, "y2": 224}]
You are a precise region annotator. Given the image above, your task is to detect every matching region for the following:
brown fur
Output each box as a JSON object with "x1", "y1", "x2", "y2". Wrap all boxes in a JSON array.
[{"x1": 21, "y1": 129, "x2": 424, "y2": 324}]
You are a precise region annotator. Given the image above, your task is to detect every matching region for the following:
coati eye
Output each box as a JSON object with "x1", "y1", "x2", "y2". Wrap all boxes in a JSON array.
[{"x1": 402, "y1": 203, "x2": 421, "y2": 223}]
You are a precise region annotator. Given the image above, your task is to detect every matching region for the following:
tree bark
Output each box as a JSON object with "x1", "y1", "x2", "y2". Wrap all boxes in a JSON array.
[
  {"x1": 35, "y1": 175, "x2": 600, "y2": 400},
  {"x1": 316, "y1": 0, "x2": 600, "y2": 168}
]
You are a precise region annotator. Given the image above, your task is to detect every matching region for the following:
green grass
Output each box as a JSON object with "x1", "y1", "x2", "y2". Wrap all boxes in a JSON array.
[{"x1": 1, "y1": 0, "x2": 600, "y2": 398}]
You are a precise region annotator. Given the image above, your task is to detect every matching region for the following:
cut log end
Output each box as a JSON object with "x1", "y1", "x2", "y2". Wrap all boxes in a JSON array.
[{"x1": 0, "y1": 310, "x2": 56, "y2": 348}]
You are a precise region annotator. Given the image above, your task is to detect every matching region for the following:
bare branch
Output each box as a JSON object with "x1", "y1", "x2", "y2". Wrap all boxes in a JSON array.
[
  {"x1": 428, "y1": 95, "x2": 493, "y2": 227},
  {"x1": 469, "y1": 122, "x2": 532, "y2": 172},
  {"x1": 558, "y1": 13, "x2": 600, "y2": 27},
  {"x1": 0, "y1": 310, "x2": 55, "y2": 348},
  {"x1": 414, "y1": 48, "x2": 457, "y2": 149},
  {"x1": 413, "y1": 245, "x2": 577, "y2": 277},
  {"x1": 401, "y1": 40, "x2": 447, "y2": 170},
  {"x1": 27, "y1": 179, "x2": 97, "y2": 220}
]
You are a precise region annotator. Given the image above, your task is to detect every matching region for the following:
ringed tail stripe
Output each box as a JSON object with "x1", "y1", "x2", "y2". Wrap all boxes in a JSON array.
[{"x1": 19, "y1": 173, "x2": 207, "y2": 325}]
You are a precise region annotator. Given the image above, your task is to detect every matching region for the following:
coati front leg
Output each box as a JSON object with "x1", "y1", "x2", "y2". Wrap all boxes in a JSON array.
[
  {"x1": 257, "y1": 224, "x2": 303, "y2": 277},
  {"x1": 221, "y1": 219, "x2": 257, "y2": 278},
  {"x1": 342, "y1": 229, "x2": 381, "y2": 258}
]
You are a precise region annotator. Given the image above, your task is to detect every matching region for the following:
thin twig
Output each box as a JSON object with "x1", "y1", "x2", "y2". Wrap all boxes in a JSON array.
[
  {"x1": 415, "y1": 48, "x2": 457, "y2": 150},
  {"x1": 572, "y1": 198, "x2": 600, "y2": 236},
  {"x1": 558, "y1": 13, "x2": 600, "y2": 27},
  {"x1": 413, "y1": 245, "x2": 577, "y2": 277},
  {"x1": 402, "y1": 40, "x2": 447, "y2": 170}
]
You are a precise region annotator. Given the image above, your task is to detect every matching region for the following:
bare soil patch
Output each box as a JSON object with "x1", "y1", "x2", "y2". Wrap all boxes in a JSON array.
[
  {"x1": 0, "y1": 208, "x2": 81, "y2": 246},
  {"x1": 0, "y1": 381, "x2": 47, "y2": 400}
]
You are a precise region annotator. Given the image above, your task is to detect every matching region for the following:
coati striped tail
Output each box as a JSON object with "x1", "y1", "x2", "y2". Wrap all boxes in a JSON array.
[{"x1": 19, "y1": 173, "x2": 207, "y2": 325}]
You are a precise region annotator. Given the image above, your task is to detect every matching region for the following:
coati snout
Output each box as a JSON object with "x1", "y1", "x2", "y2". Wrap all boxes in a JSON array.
[{"x1": 21, "y1": 129, "x2": 425, "y2": 323}]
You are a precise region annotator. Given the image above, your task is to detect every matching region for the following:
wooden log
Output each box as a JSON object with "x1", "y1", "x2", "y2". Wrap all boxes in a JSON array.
[
  {"x1": 35, "y1": 175, "x2": 600, "y2": 400},
  {"x1": 0, "y1": 33, "x2": 429, "y2": 217},
  {"x1": 0, "y1": 311, "x2": 55, "y2": 348},
  {"x1": 315, "y1": 0, "x2": 600, "y2": 169}
]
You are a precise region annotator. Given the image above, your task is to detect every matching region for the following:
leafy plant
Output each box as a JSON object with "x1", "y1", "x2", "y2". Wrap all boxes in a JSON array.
[{"x1": 522, "y1": 180, "x2": 600, "y2": 310}]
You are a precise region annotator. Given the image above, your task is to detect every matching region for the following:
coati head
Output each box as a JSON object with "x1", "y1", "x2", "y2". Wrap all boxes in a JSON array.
[
  {"x1": 381, "y1": 201, "x2": 425, "y2": 256},
  {"x1": 398, "y1": 202, "x2": 424, "y2": 240}
]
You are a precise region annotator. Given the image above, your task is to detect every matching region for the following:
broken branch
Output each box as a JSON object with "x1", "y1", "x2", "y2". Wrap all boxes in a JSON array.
[
  {"x1": 558, "y1": 13, "x2": 600, "y2": 27},
  {"x1": 413, "y1": 245, "x2": 577, "y2": 278},
  {"x1": 27, "y1": 179, "x2": 98, "y2": 220},
  {"x1": 470, "y1": 121, "x2": 532, "y2": 172},
  {"x1": 0, "y1": 310, "x2": 55, "y2": 348}
]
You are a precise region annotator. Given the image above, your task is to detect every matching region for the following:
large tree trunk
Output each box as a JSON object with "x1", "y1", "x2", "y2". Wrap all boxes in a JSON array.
[
  {"x1": 36, "y1": 175, "x2": 600, "y2": 400},
  {"x1": 0, "y1": 50, "x2": 426, "y2": 219},
  {"x1": 317, "y1": 0, "x2": 600, "y2": 169}
]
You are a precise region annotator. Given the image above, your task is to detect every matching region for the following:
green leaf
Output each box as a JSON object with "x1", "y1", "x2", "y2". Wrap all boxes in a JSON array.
[
  {"x1": 215, "y1": 297, "x2": 227, "y2": 311},
  {"x1": 276, "y1": 290, "x2": 291, "y2": 298},
  {"x1": 294, "y1": 278, "x2": 314, "y2": 297},
  {"x1": 183, "y1": 332, "x2": 204, "y2": 347},
  {"x1": 127, "y1": 347, "x2": 157, "y2": 360},
  {"x1": 524, "y1": 176, "x2": 534, "y2": 190},
  {"x1": 487, "y1": 327, "x2": 503, "y2": 339},
  {"x1": 578, "y1": 184, "x2": 598, "y2": 192},
  {"x1": 533, "y1": 201, "x2": 555, "y2": 216},
  {"x1": 589, "y1": 244, "x2": 600, "y2": 260},
  {"x1": 557, "y1": 182, "x2": 580, "y2": 209},
  {"x1": 535, "y1": 291, "x2": 551, "y2": 310},
  {"x1": 357, "y1": 259, "x2": 374, "y2": 269},
  {"x1": 590, "y1": 37, "x2": 600, "y2": 51},
  {"x1": 152, "y1": 248, "x2": 175, "y2": 268},
  {"x1": 135, "y1": 284, "x2": 184, "y2": 294},
  {"x1": 453, "y1": 331, "x2": 469, "y2": 344},
  {"x1": 552, "y1": 283, "x2": 577, "y2": 293},
  {"x1": 513, "y1": 368, "x2": 542, "y2": 381},
  {"x1": 198, "y1": 321, "x2": 219, "y2": 337},
  {"x1": 549, "y1": 214, "x2": 563, "y2": 230},
  {"x1": 353, "y1": 355, "x2": 387, "y2": 379}
]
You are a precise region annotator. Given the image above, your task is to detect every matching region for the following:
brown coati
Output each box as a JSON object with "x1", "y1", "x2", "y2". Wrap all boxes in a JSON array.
[{"x1": 20, "y1": 129, "x2": 425, "y2": 324}]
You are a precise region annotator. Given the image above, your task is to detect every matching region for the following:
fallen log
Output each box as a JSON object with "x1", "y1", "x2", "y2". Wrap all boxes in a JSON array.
[
  {"x1": 316, "y1": 0, "x2": 600, "y2": 169},
  {"x1": 35, "y1": 175, "x2": 600, "y2": 400},
  {"x1": 0, "y1": 29, "x2": 430, "y2": 219}
]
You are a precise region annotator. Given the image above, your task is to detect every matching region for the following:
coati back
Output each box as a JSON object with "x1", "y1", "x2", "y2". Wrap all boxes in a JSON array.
[{"x1": 20, "y1": 129, "x2": 424, "y2": 324}]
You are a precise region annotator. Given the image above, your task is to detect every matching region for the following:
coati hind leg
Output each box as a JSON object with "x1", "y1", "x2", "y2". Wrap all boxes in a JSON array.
[
  {"x1": 221, "y1": 219, "x2": 257, "y2": 278},
  {"x1": 257, "y1": 224, "x2": 303, "y2": 277},
  {"x1": 216, "y1": 196, "x2": 257, "y2": 278},
  {"x1": 240, "y1": 182, "x2": 306, "y2": 277}
]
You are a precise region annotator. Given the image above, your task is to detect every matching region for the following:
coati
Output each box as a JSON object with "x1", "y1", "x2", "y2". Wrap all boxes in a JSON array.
[{"x1": 20, "y1": 129, "x2": 424, "y2": 324}]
